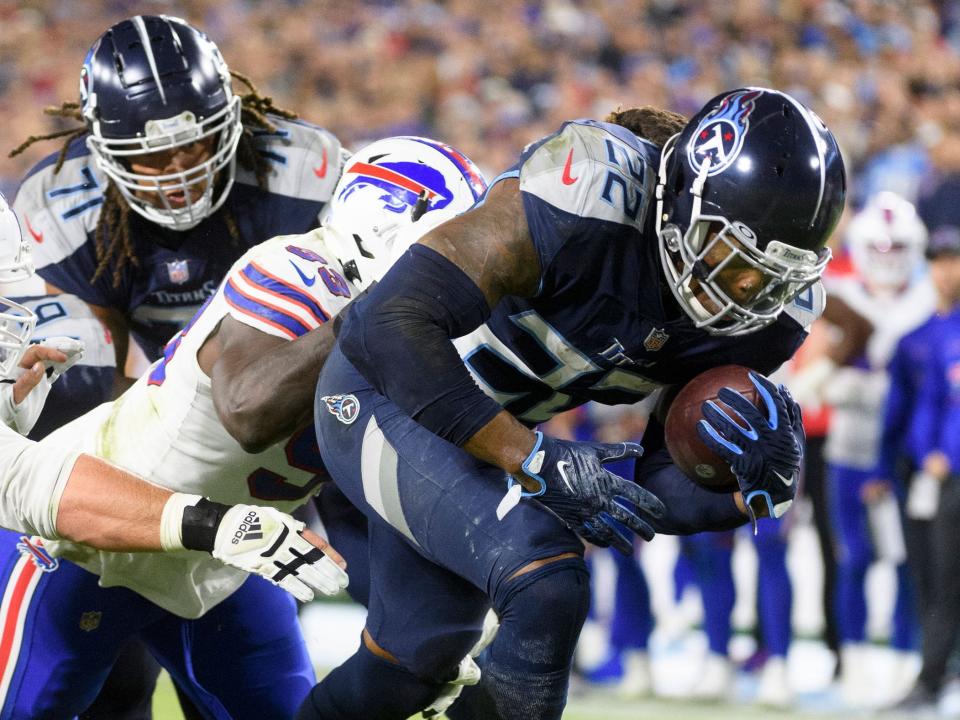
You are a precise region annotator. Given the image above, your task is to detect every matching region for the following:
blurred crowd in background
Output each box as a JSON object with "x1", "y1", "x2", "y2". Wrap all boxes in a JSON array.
[
  {"x1": 4, "y1": 0, "x2": 960, "y2": 212},
  {"x1": 7, "y1": 0, "x2": 960, "y2": 713}
]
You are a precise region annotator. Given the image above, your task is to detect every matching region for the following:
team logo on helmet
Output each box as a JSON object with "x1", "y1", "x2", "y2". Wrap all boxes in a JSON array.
[
  {"x1": 321, "y1": 394, "x2": 360, "y2": 425},
  {"x1": 337, "y1": 159, "x2": 456, "y2": 216},
  {"x1": 686, "y1": 89, "x2": 762, "y2": 177}
]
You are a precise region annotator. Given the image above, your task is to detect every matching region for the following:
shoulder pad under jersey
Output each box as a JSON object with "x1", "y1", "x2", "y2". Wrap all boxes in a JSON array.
[
  {"x1": 234, "y1": 115, "x2": 346, "y2": 204},
  {"x1": 518, "y1": 119, "x2": 658, "y2": 231},
  {"x1": 222, "y1": 229, "x2": 354, "y2": 340},
  {"x1": 14, "y1": 137, "x2": 106, "y2": 268},
  {"x1": 783, "y1": 280, "x2": 826, "y2": 330}
]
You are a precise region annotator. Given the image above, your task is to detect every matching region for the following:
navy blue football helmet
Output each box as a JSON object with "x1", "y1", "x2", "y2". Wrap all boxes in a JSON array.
[
  {"x1": 655, "y1": 87, "x2": 846, "y2": 335},
  {"x1": 80, "y1": 15, "x2": 243, "y2": 230}
]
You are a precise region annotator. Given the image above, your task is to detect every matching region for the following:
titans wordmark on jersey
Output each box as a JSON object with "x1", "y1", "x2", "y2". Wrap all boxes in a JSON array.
[
  {"x1": 37, "y1": 231, "x2": 353, "y2": 618},
  {"x1": 454, "y1": 120, "x2": 823, "y2": 424}
]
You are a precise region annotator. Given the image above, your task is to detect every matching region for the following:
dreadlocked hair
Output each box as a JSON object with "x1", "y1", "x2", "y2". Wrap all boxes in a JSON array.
[
  {"x1": 9, "y1": 72, "x2": 300, "y2": 288},
  {"x1": 605, "y1": 106, "x2": 688, "y2": 148}
]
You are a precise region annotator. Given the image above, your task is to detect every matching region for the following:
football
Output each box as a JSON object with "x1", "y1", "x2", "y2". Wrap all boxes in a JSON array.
[{"x1": 663, "y1": 365, "x2": 762, "y2": 493}]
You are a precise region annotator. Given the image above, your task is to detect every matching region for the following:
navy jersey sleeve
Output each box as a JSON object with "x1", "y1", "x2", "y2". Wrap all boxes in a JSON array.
[{"x1": 516, "y1": 120, "x2": 657, "y2": 296}]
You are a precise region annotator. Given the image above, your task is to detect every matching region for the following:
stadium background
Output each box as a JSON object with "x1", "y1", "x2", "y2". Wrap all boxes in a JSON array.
[{"x1": 1, "y1": 1, "x2": 955, "y2": 718}]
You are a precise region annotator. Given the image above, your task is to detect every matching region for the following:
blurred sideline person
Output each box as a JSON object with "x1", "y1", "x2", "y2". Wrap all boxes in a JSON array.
[
  {"x1": 0, "y1": 135, "x2": 484, "y2": 719},
  {"x1": 886, "y1": 208, "x2": 960, "y2": 714},
  {"x1": 682, "y1": 518, "x2": 794, "y2": 707},
  {"x1": 811, "y1": 193, "x2": 932, "y2": 705},
  {"x1": 303, "y1": 88, "x2": 843, "y2": 720},
  {"x1": 10, "y1": 14, "x2": 347, "y2": 717}
]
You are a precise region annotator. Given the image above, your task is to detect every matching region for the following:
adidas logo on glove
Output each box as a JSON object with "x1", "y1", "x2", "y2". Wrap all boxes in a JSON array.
[{"x1": 232, "y1": 510, "x2": 263, "y2": 544}]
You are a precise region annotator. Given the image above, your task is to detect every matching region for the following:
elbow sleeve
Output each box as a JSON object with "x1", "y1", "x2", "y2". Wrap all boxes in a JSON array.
[
  {"x1": 0, "y1": 426, "x2": 78, "y2": 538},
  {"x1": 338, "y1": 245, "x2": 504, "y2": 445}
]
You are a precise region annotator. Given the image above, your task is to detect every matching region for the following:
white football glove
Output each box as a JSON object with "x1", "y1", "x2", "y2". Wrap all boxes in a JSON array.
[
  {"x1": 36, "y1": 336, "x2": 85, "y2": 382},
  {"x1": 161, "y1": 494, "x2": 349, "y2": 602},
  {"x1": 0, "y1": 337, "x2": 86, "y2": 434}
]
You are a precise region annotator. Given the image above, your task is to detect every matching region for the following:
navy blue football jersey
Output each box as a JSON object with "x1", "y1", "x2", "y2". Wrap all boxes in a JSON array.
[
  {"x1": 453, "y1": 120, "x2": 824, "y2": 424},
  {"x1": 15, "y1": 116, "x2": 346, "y2": 360}
]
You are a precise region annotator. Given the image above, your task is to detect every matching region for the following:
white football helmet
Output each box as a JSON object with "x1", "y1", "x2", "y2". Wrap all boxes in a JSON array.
[
  {"x1": 847, "y1": 192, "x2": 927, "y2": 294},
  {"x1": 323, "y1": 136, "x2": 487, "y2": 289},
  {"x1": 0, "y1": 195, "x2": 37, "y2": 378}
]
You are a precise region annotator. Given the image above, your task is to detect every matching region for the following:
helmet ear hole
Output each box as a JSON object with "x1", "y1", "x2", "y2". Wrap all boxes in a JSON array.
[{"x1": 342, "y1": 259, "x2": 362, "y2": 285}]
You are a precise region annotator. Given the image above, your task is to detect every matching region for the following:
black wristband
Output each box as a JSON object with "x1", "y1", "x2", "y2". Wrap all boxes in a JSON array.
[{"x1": 181, "y1": 498, "x2": 231, "y2": 552}]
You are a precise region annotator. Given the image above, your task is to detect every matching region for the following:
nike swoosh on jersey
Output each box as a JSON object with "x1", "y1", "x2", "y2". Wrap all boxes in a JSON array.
[
  {"x1": 557, "y1": 460, "x2": 576, "y2": 494},
  {"x1": 773, "y1": 469, "x2": 794, "y2": 487},
  {"x1": 561, "y1": 147, "x2": 578, "y2": 185},
  {"x1": 313, "y1": 147, "x2": 329, "y2": 179},
  {"x1": 24, "y1": 215, "x2": 43, "y2": 243},
  {"x1": 289, "y1": 260, "x2": 317, "y2": 287}
]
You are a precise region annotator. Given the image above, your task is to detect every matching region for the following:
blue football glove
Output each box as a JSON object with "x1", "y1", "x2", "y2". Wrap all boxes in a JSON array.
[
  {"x1": 507, "y1": 431, "x2": 666, "y2": 555},
  {"x1": 695, "y1": 372, "x2": 803, "y2": 523}
]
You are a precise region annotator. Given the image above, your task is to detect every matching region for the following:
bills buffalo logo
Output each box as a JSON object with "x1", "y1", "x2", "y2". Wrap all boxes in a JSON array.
[
  {"x1": 321, "y1": 394, "x2": 360, "y2": 425},
  {"x1": 686, "y1": 89, "x2": 762, "y2": 177},
  {"x1": 16, "y1": 536, "x2": 58, "y2": 573}
]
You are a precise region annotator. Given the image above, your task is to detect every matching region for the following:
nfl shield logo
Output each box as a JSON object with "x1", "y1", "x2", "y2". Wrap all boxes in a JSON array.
[
  {"x1": 643, "y1": 328, "x2": 670, "y2": 352},
  {"x1": 166, "y1": 259, "x2": 190, "y2": 285}
]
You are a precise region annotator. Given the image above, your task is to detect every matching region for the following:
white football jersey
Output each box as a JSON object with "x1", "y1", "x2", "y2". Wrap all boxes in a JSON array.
[
  {"x1": 822, "y1": 274, "x2": 937, "y2": 469},
  {"x1": 41, "y1": 229, "x2": 354, "y2": 618}
]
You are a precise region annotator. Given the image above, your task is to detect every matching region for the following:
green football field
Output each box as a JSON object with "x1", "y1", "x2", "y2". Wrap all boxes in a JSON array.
[{"x1": 149, "y1": 670, "x2": 912, "y2": 720}]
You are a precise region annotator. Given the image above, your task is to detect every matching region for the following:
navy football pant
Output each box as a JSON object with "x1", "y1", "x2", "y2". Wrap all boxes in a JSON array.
[
  {"x1": 0, "y1": 530, "x2": 314, "y2": 720},
  {"x1": 309, "y1": 348, "x2": 584, "y2": 718}
]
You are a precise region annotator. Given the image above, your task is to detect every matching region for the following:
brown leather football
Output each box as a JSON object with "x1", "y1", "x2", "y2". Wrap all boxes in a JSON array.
[{"x1": 663, "y1": 365, "x2": 762, "y2": 492}]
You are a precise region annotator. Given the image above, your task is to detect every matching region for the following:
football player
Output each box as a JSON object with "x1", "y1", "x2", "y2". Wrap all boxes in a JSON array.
[
  {"x1": 11, "y1": 14, "x2": 347, "y2": 375},
  {"x1": 0, "y1": 136, "x2": 484, "y2": 719},
  {"x1": 302, "y1": 88, "x2": 845, "y2": 719},
  {"x1": 0, "y1": 194, "x2": 345, "y2": 593},
  {"x1": 818, "y1": 193, "x2": 933, "y2": 704},
  {"x1": 10, "y1": 14, "x2": 347, "y2": 716}
]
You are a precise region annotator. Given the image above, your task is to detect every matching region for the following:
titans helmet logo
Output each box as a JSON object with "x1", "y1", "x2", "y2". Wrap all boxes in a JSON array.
[{"x1": 686, "y1": 89, "x2": 762, "y2": 177}]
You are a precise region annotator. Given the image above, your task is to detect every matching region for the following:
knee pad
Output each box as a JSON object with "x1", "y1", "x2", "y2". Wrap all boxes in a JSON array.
[{"x1": 491, "y1": 556, "x2": 590, "y2": 672}]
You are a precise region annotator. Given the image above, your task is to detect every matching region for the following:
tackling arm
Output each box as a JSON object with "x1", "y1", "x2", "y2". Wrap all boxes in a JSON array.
[
  {"x1": 201, "y1": 315, "x2": 337, "y2": 453},
  {"x1": 0, "y1": 426, "x2": 347, "y2": 600}
]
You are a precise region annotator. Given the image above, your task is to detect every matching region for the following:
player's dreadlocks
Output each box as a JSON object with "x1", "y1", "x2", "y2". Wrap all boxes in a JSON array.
[
  {"x1": 605, "y1": 106, "x2": 688, "y2": 147},
  {"x1": 8, "y1": 71, "x2": 296, "y2": 287}
]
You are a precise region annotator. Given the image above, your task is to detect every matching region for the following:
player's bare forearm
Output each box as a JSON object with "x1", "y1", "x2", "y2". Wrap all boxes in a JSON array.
[
  {"x1": 202, "y1": 316, "x2": 336, "y2": 452},
  {"x1": 56, "y1": 454, "x2": 171, "y2": 552},
  {"x1": 464, "y1": 410, "x2": 539, "y2": 490},
  {"x1": 822, "y1": 293, "x2": 873, "y2": 364},
  {"x1": 421, "y1": 178, "x2": 541, "y2": 306}
]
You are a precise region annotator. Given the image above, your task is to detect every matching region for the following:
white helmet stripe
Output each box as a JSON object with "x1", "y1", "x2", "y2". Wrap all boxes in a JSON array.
[
  {"x1": 132, "y1": 15, "x2": 167, "y2": 106},
  {"x1": 782, "y1": 92, "x2": 827, "y2": 228}
]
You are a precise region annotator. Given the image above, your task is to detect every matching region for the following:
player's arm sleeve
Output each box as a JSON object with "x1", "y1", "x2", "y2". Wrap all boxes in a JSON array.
[
  {"x1": 633, "y1": 417, "x2": 747, "y2": 534},
  {"x1": 221, "y1": 239, "x2": 349, "y2": 340},
  {"x1": 337, "y1": 124, "x2": 606, "y2": 444},
  {"x1": 337, "y1": 245, "x2": 502, "y2": 445},
  {"x1": 0, "y1": 424, "x2": 79, "y2": 538}
]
